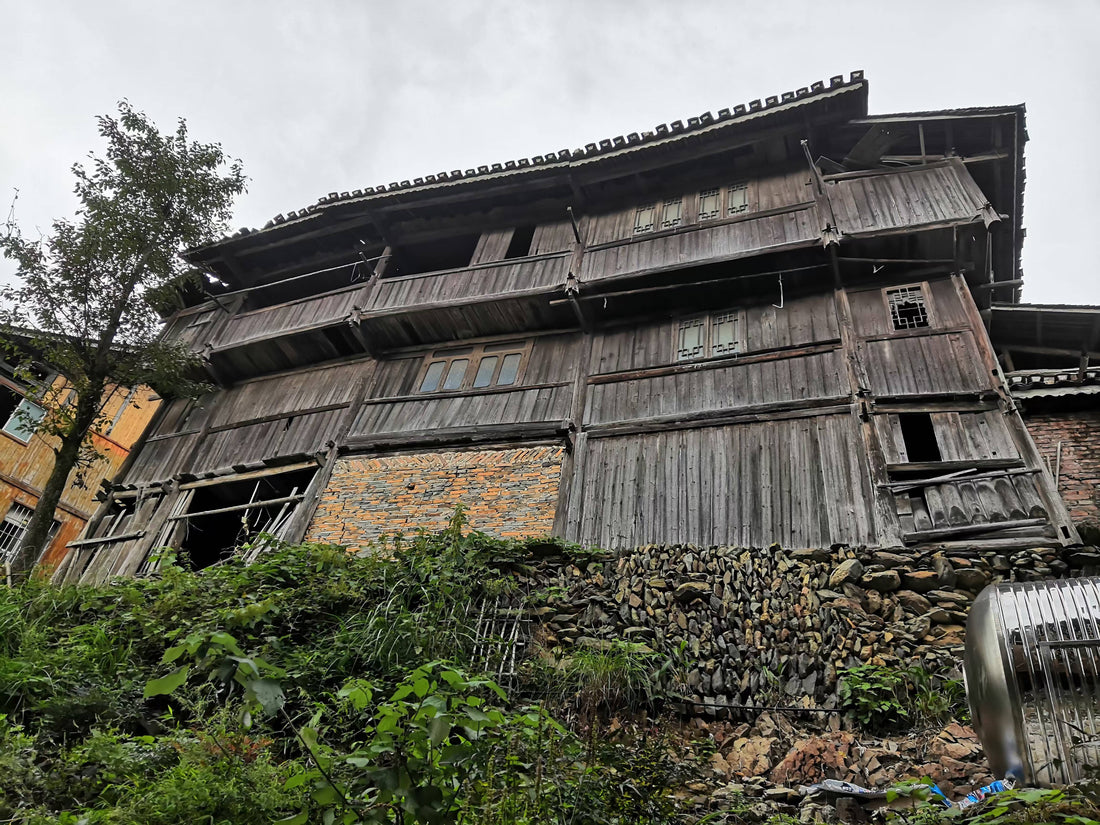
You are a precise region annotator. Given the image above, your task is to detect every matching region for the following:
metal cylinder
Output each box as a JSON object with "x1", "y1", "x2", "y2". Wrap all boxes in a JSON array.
[{"x1": 965, "y1": 577, "x2": 1100, "y2": 785}]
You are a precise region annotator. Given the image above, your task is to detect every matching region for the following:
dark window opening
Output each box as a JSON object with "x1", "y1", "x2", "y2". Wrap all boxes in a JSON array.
[
  {"x1": 887, "y1": 286, "x2": 929, "y2": 330},
  {"x1": 899, "y1": 413, "x2": 941, "y2": 463},
  {"x1": 0, "y1": 385, "x2": 19, "y2": 423},
  {"x1": 390, "y1": 233, "x2": 481, "y2": 277},
  {"x1": 504, "y1": 226, "x2": 536, "y2": 259},
  {"x1": 178, "y1": 467, "x2": 315, "y2": 569}
]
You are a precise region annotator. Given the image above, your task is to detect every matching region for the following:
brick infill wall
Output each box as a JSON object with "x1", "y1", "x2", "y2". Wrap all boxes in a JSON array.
[
  {"x1": 1026, "y1": 410, "x2": 1100, "y2": 525},
  {"x1": 305, "y1": 446, "x2": 564, "y2": 548}
]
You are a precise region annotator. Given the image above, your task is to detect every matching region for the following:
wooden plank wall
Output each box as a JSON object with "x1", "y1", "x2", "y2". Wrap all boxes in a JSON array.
[
  {"x1": 367, "y1": 253, "x2": 571, "y2": 312},
  {"x1": 571, "y1": 414, "x2": 876, "y2": 549},
  {"x1": 348, "y1": 334, "x2": 580, "y2": 439},
  {"x1": 212, "y1": 284, "x2": 368, "y2": 349},
  {"x1": 126, "y1": 361, "x2": 366, "y2": 484},
  {"x1": 581, "y1": 209, "x2": 819, "y2": 283},
  {"x1": 825, "y1": 160, "x2": 991, "y2": 237}
]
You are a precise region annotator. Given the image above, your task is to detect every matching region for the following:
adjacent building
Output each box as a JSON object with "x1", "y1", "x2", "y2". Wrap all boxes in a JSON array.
[
  {"x1": 0, "y1": 347, "x2": 159, "y2": 571},
  {"x1": 56, "y1": 72, "x2": 1084, "y2": 584}
]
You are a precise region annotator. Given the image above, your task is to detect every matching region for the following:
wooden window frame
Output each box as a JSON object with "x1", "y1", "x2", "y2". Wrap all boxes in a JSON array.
[
  {"x1": 675, "y1": 311, "x2": 743, "y2": 362},
  {"x1": 697, "y1": 182, "x2": 752, "y2": 222},
  {"x1": 882, "y1": 282, "x2": 935, "y2": 331},
  {"x1": 416, "y1": 340, "x2": 532, "y2": 393}
]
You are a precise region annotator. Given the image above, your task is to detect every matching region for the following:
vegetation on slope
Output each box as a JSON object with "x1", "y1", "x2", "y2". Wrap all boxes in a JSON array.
[{"x1": 0, "y1": 514, "x2": 696, "y2": 824}]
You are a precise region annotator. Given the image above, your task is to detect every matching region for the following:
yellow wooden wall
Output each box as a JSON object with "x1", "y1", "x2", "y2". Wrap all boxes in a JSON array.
[{"x1": 0, "y1": 381, "x2": 160, "y2": 569}]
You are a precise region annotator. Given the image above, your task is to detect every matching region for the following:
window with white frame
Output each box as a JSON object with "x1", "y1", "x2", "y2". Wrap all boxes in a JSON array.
[
  {"x1": 417, "y1": 341, "x2": 530, "y2": 393},
  {"x1": 886, "y1": 285, "x2": 930, "y2": 330},
  {"x1": 676, "y1": 312, "x2": 741, "y2": 361},
  {"x1": 0, "y1": 503, "x2": 58, "y2": 564},
  {"x1": 2, "y1": 397, "x2": 46, "y2": 442}
]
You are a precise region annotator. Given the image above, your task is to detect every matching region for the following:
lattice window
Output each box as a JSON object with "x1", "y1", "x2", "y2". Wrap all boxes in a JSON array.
[
  {"x1": 887, "y1": 286, "x2": 930, "y2": 330},
  {"x1": 698, "y1": 188, "x2": 721, "y2": 221},
  {"x1": 633, "y1": 204, "x2": 656, "y2": 234},
  {"x1": 418, "y1": 341, "x2": 530, "y2": 393},
  {"x1": 727, "y1": 182, "x2": 749, "y2": 215},
  {"x1": 712, "y1": 312, "x2": 740, "y2": 356},
  {"x1": 0, "y1": 503, "x2": 33, "y2": 563},
  {"x1": 676, "y1": 311, "x2": 742, "y2": 361},
  {"x1": 677, "y1": 318, "x2": 706, "y2": 361},
  {"x1": 661, "y1": 198, "x2": 683, "y2": 230}
]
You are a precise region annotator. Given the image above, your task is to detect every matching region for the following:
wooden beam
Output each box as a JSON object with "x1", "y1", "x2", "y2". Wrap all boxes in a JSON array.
[
  {"x1": 178, "y1": 460, "x2": 319, "y2": 491},
  {"x1": 343, "y1": 420, "x2": 570, "y2": 451},
  {"x1": 887, "y1": 458, "x2": 1022, "y2": 475},
  {"x1": 903, "y1": 518, "x2": 1047, "y2": 543},
  {"x1": 167, "y1": 494, "x2": 306, "y2": 522},
  {"x1": 589, "y1": 341, "x2": 841, "y2": 385},
  {"x1": 584, "y1": 399, "x2": 851, "y2": 439}
]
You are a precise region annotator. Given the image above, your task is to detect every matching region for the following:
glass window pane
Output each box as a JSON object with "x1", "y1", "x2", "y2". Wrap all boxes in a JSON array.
[
  {"x1": 677, "y1": 319, "x2": 705, "y2": 361},
  {"x1": 3, "y1": 399, "x2": 45, "y2": 441},
  {"x1": 634, "y1": 204, "x2": 656, "y2": 234},
  {"x1": 699, "y1": 188, "x2": 721, "y2": 221},
  {"x1": 712, "y1": 312, "x2": 739, "y2": 356},
  {"x1": 497, "y1": 353, "x2": 521, "y2": 386},
  {"x1": 727, "y1": 182, "x2": 749, "y2": 215},
  {"x1": 419, "y1": 361, "x2": 446, "y2": 392},
  {"x1": 661, "y1": 198, "x2": 683, "y2": 229},
  {"x1": 442, "y1": 359, "x2": 469, "y2": 390},
  {"x1": 473, "y1": 356, "x2": 498, "y2": 388}
]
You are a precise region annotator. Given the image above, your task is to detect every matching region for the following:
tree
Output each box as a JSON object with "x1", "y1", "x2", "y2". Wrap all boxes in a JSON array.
[{"x1": 0, "y1": 102, "x2": 246, "y2": 577}]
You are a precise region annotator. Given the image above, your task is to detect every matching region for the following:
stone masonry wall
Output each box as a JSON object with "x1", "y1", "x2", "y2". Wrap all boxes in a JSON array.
[
  {"x1": 1026, "y1": 410, "x2": 1100, "y2": 528},
  {"x1": 305, "y1": 446, "x2": 564, "y2": 547}
]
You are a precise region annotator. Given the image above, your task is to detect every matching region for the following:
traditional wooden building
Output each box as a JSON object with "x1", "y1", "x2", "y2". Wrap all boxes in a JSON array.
[
  {"x1": 0, "y1": 346, "x2": 159, "y2": 571},
  {"x1": 55, "y1": 71, "x2": 1081, "y2": 584}
]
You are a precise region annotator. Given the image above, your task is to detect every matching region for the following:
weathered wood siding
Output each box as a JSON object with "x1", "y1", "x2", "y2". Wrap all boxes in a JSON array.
[
  {"x1": 348, "y1": 334, "x2": 580, "y2": 441},
  {"x1": 875, "y1": 410, "x2": 1021, "y2": 464},
  {"x1": 860, "y1": 332, "x2": 993, "y2": 396},
  {"x1": 126, "y1": 361, "x2": 366, "y2": 484},
  {"x1": 591, "y1": 292, "x2": 840, "y2": 373},
  {"x1": 581, "y1": 208, "x2": 819, "y2": 283},
  {"x1": 212, "y1": 284, "x2": 368, "y2": 350},
  {"x1": 366, "y1": 253, "x2": 571, "y2": 312},
  {"x1": 826, "y1": 160, "x2": 992, "y2": 237},
  {"x1": 585, "y1": 349, "x2": 847, "y2": 426},
  {"x1": 568, "y1": 414, "x2": 875, "y2": 549}
]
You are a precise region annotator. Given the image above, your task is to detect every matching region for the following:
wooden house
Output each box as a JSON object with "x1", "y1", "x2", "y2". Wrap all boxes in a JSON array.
[
  {"x1": 0, "y1": 345, "x2": 159, "y2": 571},
  {"x1": 55, "y1": 71, "x2": 1081, "y2": 584}
]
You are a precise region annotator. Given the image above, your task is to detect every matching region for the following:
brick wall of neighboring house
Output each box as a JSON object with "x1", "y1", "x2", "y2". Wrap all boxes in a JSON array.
[
  {"x1": 305, "y1": 445, "x2": 565, "y2": 548},
  {"x1": 1025, "y1": 410, "x2": 1100, "y2": 526}
]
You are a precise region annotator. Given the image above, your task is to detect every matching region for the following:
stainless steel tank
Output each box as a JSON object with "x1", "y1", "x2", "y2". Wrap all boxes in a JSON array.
[{"x1": 965, "y1": 577, "x2": 1100, "y2": 785}]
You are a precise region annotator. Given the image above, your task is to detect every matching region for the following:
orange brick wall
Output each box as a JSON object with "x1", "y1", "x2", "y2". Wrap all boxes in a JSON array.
[
  {"x1": 305, "y1": 446, "x2": 564, "y2": 548},
  {"x1": 1026, "y1": 410, "x2": 1100, "y2": 527}
]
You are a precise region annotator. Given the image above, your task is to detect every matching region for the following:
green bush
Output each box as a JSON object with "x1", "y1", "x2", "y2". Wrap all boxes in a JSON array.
[{"x1": 839, "y1": 663, "x2": 968, "y2": 732}]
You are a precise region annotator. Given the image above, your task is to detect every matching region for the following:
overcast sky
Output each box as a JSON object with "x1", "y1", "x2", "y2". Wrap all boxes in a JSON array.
[{"x1": 2, "y1": 0, "x2": 1098, "y2": 303}]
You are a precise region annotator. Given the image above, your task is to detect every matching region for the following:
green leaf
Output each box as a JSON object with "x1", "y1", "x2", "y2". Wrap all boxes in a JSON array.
[
  {"x1": 439, "y1": 743, "x2": 474, "y2": 765},
  {"x1": 143, "y1": 665, "x2": 190, "y2": 698},
  {"x1": 429, "y1": 715, "x2": 450, "y2": 748},
  {"x1": 245, "y1": 677, "x2": 285, "y2": 715},
  {"x1": 161, "y1": 644, "x2": 187, "y2": 664},
  {"x1": 275, "y1": 811, "x2": 308, "y2": 825}
]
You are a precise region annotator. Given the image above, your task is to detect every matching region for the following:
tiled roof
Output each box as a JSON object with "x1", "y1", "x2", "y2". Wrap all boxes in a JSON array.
[{"x1": 221, "y1": 71, "x2": 867, "y2": 241}]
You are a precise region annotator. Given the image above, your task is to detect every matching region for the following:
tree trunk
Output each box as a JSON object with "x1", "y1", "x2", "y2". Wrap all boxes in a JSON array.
[{"x1": 10, "y1": 388, "x2": 103, "y2": 580}]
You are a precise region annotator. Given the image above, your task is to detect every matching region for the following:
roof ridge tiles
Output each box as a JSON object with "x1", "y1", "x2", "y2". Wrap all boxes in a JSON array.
[{"x1": 214, "y1": 70, "x2": 867, "y2": 244}]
